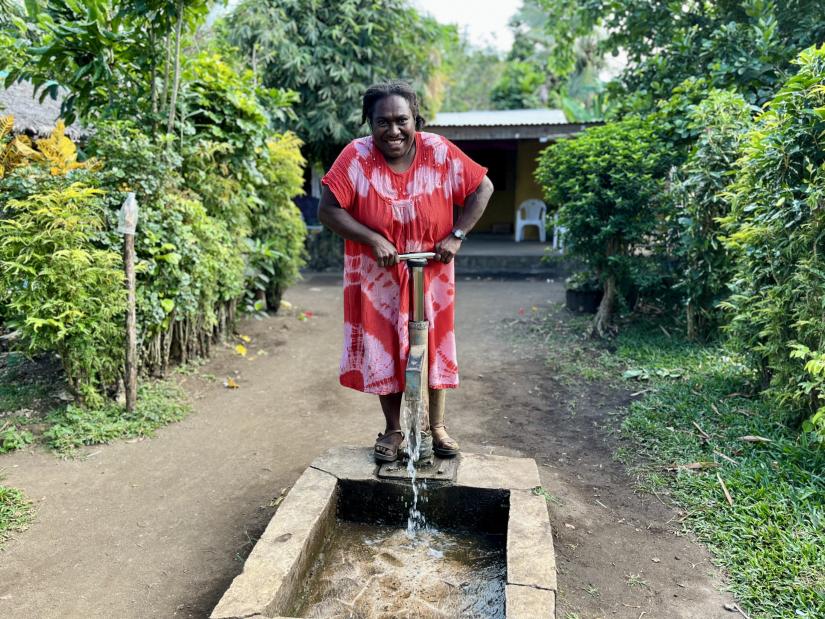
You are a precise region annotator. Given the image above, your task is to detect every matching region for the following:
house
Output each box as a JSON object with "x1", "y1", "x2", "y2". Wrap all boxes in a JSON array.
[
  {"x1": 0, "y1": 81, "x2": 86, "y2": 139},
  {"x1": 426, "y1": 109, "x2": 597, "y2": 237}
]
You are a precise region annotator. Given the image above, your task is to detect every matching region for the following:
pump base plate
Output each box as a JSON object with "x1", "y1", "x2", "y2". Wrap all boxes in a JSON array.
[{"x1": 377, "y1": 455, "x2": 460, "y2": 481}]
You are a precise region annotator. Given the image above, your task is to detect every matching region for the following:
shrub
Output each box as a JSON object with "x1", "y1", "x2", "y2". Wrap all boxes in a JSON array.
[
  {"x1": 253, "y1": 132, "x2": 307, "y2": 309},
  {"x1": 137, "y1": 192, "x2": 245, "y2": 374},
  {"x1": 0, "y1": 183, "x2": 125, "y2": 405},
  {"x1": 670, "y1": 89, "x2": 754, "y2": 339},
  {"x1": 536, "y1": 117, "x2": 672, "y2": 336},
  {"x1": 721, "y1": 44, "x2": 825, "y2": 435}
]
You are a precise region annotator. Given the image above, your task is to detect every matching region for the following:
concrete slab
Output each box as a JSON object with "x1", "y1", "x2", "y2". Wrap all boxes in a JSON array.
[
  {"x1": 210, "y1": 467, "x2": 338, "y2": 619},
  {"x1": 456, "y1": 452, "x2": 541, "y2": 490},
  {"x1": 309, "y1": 445, "x2": 377, "y2": 481},
  {"x1": 212, "y1": 448, "x2": 557, "y2": 618},
  {"x1": 507, "y1": 489, "x2": 557, "y2": 592},
  {"x1": 506, "y1": 584, "x2": 556, "y2": 619}
]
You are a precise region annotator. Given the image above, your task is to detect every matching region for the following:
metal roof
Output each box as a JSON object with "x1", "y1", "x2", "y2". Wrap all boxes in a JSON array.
[{"x1": 427, "y1": 109, "x2": 568, "y2": 128}]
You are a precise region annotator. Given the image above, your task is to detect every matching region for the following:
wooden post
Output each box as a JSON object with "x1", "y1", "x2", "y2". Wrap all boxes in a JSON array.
[{"x1": 119, "y1": 193, "x2": 139, "y2": 413}]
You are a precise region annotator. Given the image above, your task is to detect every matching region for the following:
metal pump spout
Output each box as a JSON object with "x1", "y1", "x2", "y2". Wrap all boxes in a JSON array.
[{"x1": 399, "y1": 253, "x2": 435, "y2": 463}]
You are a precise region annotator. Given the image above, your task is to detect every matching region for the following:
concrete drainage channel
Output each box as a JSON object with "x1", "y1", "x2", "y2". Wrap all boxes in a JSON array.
[{"x1": 211, "y1": 447, "x2": 556, "y2": 619}]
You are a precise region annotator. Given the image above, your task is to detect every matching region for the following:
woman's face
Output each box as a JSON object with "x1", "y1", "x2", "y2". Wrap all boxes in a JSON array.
[{"x1": 371, "y1": 94, "x2": 416, "y2": 162}]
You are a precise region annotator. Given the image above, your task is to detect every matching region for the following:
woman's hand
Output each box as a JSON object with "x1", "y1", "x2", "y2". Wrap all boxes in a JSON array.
[
  {"x1": 434, "y1": 235, "x2": 462, "y2": 264},
  {"x1": 370, "y1": 235, "x2": 399, "y2": 267}
]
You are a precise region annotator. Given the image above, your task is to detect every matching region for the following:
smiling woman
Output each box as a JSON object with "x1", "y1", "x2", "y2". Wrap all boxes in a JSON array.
[{"x1": 318, "y1": 80, "x2": 494, "y2": 464}]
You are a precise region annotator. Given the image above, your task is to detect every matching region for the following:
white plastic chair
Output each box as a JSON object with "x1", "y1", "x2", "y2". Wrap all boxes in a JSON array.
[{"x1": 514, "y1": 199, "x2": 547, "y2": 242}]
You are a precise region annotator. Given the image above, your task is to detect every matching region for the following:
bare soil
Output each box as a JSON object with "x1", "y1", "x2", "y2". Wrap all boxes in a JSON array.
[{"x1": 0, "y1": 274, "x2": 734, "y2": 618}]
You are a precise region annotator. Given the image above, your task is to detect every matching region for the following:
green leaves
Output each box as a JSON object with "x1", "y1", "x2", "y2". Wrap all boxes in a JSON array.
[
  {"x1": 226, "y1": 0, "x2": 447, "y2": 163},
  {"x1": 0, "y1": 182, "x2": 125, "y2": 402},
  {"x1": 721, "y1": 44, "x2": 825, "y2": 437}
]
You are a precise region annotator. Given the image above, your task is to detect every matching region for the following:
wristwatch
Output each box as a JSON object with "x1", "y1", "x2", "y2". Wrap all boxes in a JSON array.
[{"x1": 451, "y1": 227, "x2": 467, "y2": 241}]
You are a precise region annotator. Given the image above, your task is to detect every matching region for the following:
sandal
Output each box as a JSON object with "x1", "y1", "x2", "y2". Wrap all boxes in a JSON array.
[
  {"x1": 374, "y1": 430, "x2": 405, "y2": 463},
  {"x1": 431, "y1": 424, "x2": 459, "y2": 458}
]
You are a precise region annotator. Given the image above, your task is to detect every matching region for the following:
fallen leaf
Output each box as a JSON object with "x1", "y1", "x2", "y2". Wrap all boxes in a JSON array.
[
  {"x1": 623, "y1": 369, "x2": 649, "y2": 380},
  {"x1": 564, "y1": 522, "x2": 576, "y2": 529},
  {"x1": 304, "y1": 311, "x2": 314, "y2": 318},
  {"x1": 667, "y1": 461, "x2": 719, "y2": 471},
  {"x1": 651, "y1": 557, "x2": 661, "y2": 563},
  {"x1": 280, "y1": 300, "x2": 293, "y2": 311},
  {"x1": 238, "y1": 334, "x2": 251, "y2": 343},
  {"x1": 739, "y1": 435, "x2": 772, "y2": 443},
  {"x1": 234, "y1": 344, "x2": 248, "y2": 357},
  {"x1": 224, "y1": 377, "x2": 239, "y2": 389}
]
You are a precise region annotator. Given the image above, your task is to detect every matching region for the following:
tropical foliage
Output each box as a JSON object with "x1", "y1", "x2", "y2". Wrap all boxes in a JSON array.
[
  {"x1": 721, "y1": 44, "x2": 825, "y2": 436},
  {"x1": 536, "y1": 118, "x2": 672, "y2": 336},
  {"x1": 225, "y1": 0, "x2": 450, "y2": 164}
]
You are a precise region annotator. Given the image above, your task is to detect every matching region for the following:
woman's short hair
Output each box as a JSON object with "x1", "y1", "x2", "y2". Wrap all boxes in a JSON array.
[{"x1": 361, "y1": 81, "x2": 425, "y2": 130}]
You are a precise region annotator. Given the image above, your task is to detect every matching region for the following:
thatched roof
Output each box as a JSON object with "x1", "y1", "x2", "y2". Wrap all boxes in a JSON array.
[{"x1": 0, "y1": 81, "x2": 88, "y2": 139}]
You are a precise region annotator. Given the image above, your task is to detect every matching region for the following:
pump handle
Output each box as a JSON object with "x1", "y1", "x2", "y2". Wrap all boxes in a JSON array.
[{"x1": 397, "y1": 252, "x2": 436, "y2": 261}]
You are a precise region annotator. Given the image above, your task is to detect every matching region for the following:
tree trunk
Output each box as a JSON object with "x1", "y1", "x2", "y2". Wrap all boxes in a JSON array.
[
  {"x1": 160, "y1": 32, "x2": 171, "y2": 115},
  {"x1": 166, "y1": 0, "x2": 184, "y2": 135},
  {"x1": 149, "y1": 28, "x2": 158, "y2": 116},
  {"x1": 686, "y1": 301, "x2": 698, "y2": 341},
  {"x1": 589, "y1": 274, "x2": 617, "y2": 338}
]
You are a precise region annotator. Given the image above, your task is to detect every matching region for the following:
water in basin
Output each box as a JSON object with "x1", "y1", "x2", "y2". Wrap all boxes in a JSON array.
[{"x1": 295, "y1": 520, "x2": 505, "y2": 618}]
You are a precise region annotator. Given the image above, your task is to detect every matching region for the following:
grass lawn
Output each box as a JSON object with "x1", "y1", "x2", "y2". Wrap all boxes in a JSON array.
[{"x1": 538, "y1": 309, "x2": 825, "y2": 619}]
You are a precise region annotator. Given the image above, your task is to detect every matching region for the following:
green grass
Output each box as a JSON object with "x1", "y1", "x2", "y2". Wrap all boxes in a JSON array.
[
  {"x1": 43, "y1": 381, "x2": 190, "y2": 453},
  {"x1": 0, "y1": 479, "x2": 33, "y2": 546},
  {"x1": 604, "y1": 322, "x2": 825, "y2": 618}
]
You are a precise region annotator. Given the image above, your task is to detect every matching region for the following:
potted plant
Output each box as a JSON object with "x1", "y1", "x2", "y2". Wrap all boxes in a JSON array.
[{"x1": 565, "y1": 271, "x2": 603, "y2": 313}]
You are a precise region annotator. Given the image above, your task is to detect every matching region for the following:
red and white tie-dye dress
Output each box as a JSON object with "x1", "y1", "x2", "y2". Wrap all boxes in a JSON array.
[{"x1": 322, "y1": 132, "x2": 487, "y2": 395}]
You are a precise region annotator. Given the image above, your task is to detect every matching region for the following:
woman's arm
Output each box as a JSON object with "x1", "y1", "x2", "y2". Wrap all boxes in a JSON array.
[
  {"x1": 317, "y1": 186, "x2": 399, "y2": 267},
  {"x1": 434, "y1": 175, "x2": 495, "y2": 263}
]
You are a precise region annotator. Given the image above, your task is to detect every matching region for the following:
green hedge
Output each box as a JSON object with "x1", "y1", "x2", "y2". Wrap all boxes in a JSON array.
[{"x1": 721, "y1": 44, "x2": 825, "y2": 434}]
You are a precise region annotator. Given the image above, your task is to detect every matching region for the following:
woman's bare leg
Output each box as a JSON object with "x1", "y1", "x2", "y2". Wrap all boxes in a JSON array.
[
  {"x1": 375, "y1": 393, "x2": 404, "y2": 457},
  {"x1": 429, "y1": 387, "x2": 459, "y2": 455}
]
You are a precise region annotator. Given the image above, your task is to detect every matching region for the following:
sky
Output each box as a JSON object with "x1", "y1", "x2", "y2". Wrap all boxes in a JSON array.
[{"x1": 413, "y1": 0, "x2": 522, "y2": 53}]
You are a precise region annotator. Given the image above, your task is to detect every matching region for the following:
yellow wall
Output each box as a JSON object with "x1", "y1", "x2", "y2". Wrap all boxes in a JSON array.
[{"x1": 472, "y1": 139, "x2": 547, "y2": 236}]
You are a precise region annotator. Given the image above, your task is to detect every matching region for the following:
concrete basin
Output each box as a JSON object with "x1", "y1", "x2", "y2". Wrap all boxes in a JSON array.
[{"x1": 210, "y1": 447, "x2": 556, "y2": 618}]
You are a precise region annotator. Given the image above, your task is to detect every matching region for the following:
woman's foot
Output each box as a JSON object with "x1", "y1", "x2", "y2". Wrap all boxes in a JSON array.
[
  {"x1": 374, "y1": 429, "x2": 405, "y2": 463},
  {"x1": 431, "y1": 424, "x2": 459, "y2": 458}
]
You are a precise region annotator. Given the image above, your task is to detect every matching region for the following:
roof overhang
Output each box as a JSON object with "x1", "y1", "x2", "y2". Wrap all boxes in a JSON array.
[{"x1": 425, "y1": 122, "x2": 600, "y2": 142}]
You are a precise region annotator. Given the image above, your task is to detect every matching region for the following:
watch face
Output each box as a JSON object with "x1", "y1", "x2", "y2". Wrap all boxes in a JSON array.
[{"x1": 452, "y1": 228, "x2": 465, "y2": 240}]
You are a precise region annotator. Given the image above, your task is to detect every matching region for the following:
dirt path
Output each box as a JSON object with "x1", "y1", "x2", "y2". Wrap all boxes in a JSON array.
[{"x1": 0, "y1": 274, "x2": 733, "y2": 618}]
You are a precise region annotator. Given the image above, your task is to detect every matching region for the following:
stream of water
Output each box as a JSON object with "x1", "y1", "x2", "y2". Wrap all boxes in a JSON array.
[{"x1": 401, "y1": 400, "x2": 426, "y2": 536}]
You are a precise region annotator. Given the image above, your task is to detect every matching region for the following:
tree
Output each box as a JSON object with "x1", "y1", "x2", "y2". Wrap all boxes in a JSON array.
[
  {"x1": 540, "y1": 0, "x2": 825, "y2": 113},
  {"x1": 225, "y1": 0, "x2": 450, "y2": 165},
  {"x1": 439, "y1": 33, "x2": 505, "y2": 112},
  {"x1": 671, "y1": 89, "x2": 753, "y2": 340},
  {"x1": 7, "y1": 0, "x2": 209, "y2": 131},
  {"x1": 536, "y1": 118, "x2": 672, "y2": 337},
  {"x1": 490, "y1": 0, "x2": 607, "y2": 117}
]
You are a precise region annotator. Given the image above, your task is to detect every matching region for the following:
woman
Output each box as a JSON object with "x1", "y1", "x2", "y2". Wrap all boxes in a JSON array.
[{"x1": 319, "y1": 81, "x2": 494, "y2": 462}]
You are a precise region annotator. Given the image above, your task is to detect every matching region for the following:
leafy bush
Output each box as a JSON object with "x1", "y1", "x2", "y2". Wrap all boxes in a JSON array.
[
  {"x1": 0, "y1": 425, "x2": 34, "y2": 453},
  {"x1": 721, "y1": 44, "x2": 825, "y2": 435},
  {"x1": 670, "y1": 89, "x2": 754, "y2": 339},
  {"x1": 0, "y1": 182, "x2": 125, "y2": 405},
  {"x1": 536, "y1": 117, "x2": 673, "y2": 336},
  {"x1": 136, "y1": 192, "x2": 244, "y2": 374},
  {"x1": 253, "y1": 132, "x2": 307, "y2": 308}
]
